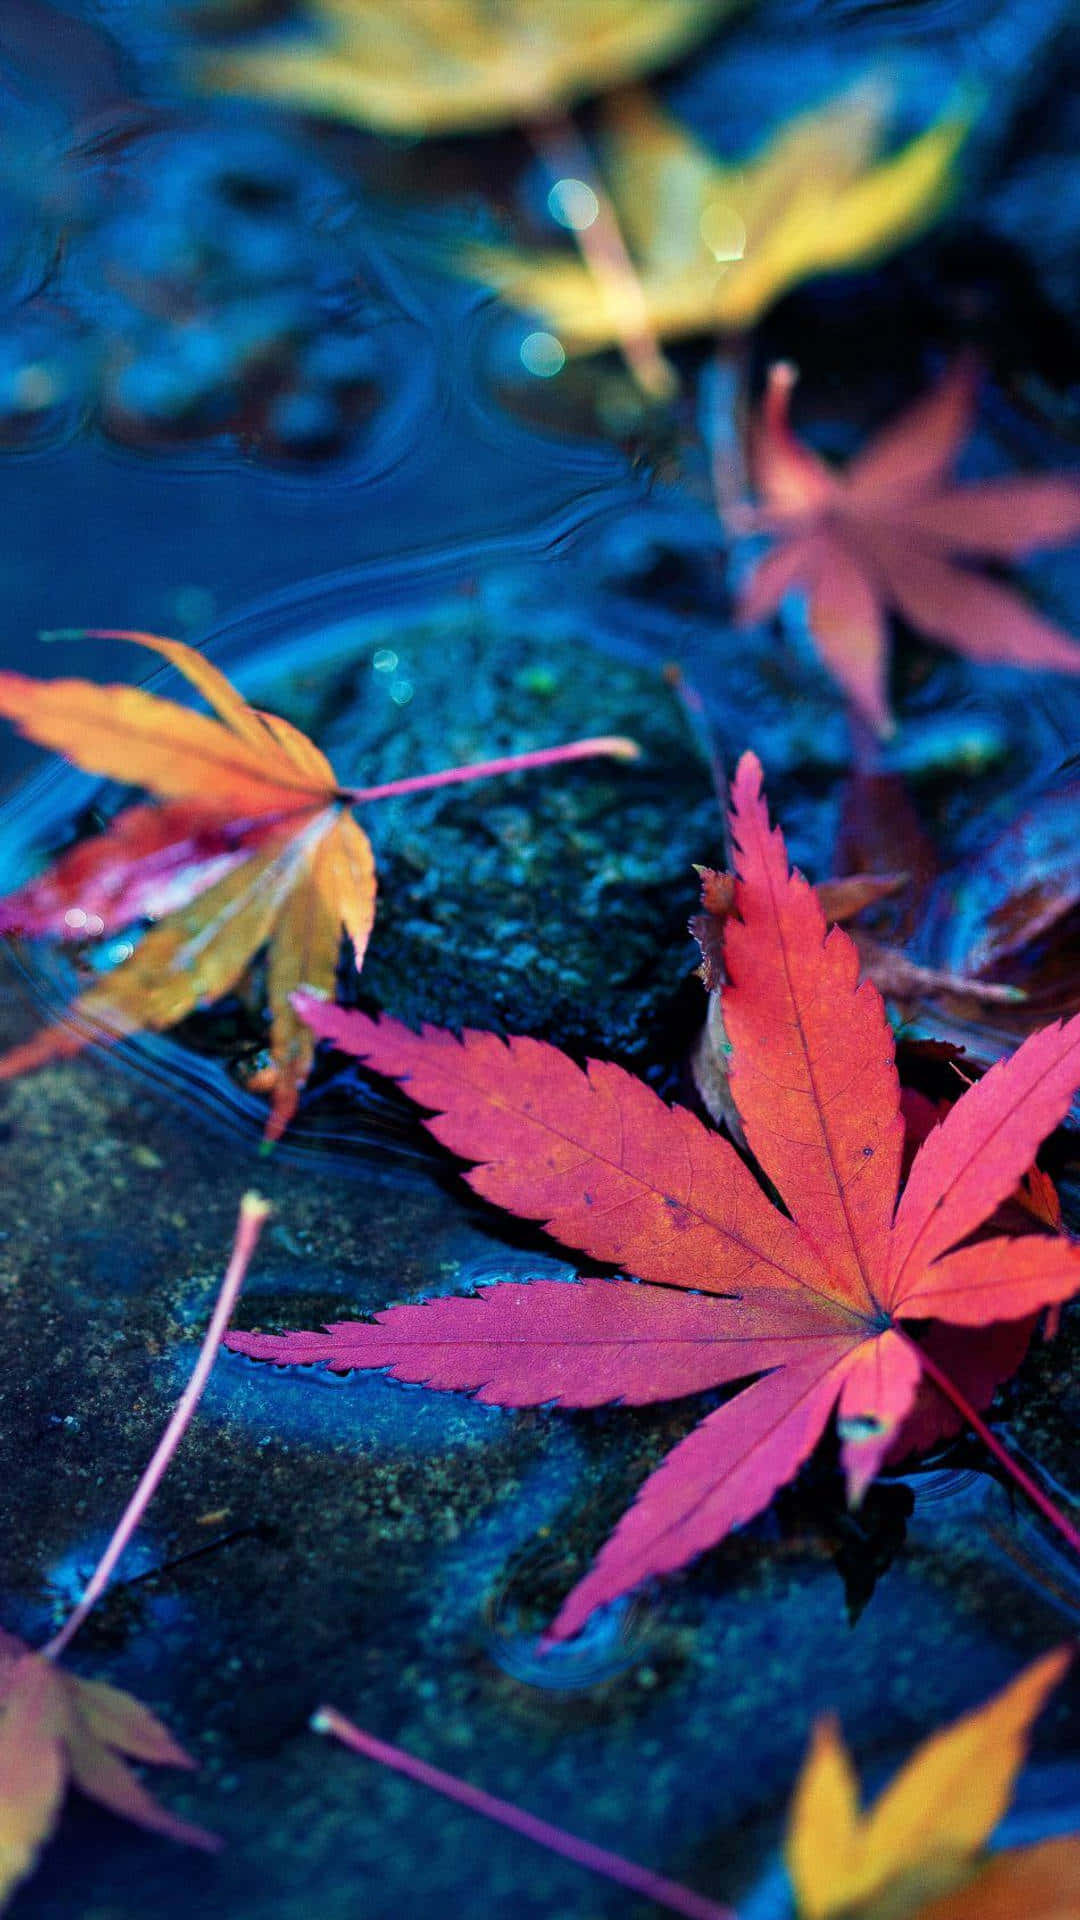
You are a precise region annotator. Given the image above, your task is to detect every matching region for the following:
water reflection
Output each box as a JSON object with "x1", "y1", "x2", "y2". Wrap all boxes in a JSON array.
[
  {"x1": 903, "y1": 1459, "x2": 1080, "y2": 1625},
  {"x1": 486, "y1": 1547, "x2": 650, "y2": 1691}
]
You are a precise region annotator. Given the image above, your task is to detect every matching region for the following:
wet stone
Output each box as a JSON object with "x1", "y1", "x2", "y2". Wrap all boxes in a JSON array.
[
  {"x1": 3, "y1": 896, "x2": 1078, "y2": 1920},
  {"x1": 261, "y1": 587, "x2": 721, "y2": 1068}
]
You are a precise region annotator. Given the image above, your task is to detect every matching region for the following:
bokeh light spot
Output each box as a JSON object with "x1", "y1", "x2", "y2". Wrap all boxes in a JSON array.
[
  {"x1": 546, "y1": 177, "x2": 600, "y2": 231},
  {"x1": 520, "y1": 331, "x2": 566, "y2": 378}
]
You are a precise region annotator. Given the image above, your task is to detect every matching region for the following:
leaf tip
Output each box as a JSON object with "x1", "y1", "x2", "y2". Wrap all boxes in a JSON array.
[{"x1": 730, "y1": 748, "x2": 766, "y2": 809}]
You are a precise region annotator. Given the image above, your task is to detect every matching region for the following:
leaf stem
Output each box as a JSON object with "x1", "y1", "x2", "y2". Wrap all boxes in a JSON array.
[
  {"x1": 663, "y1": 662, "x2": 729, "y2": 827},
  {"x1": 525, "y1": 112, "x2": 678, "y2": 401},
  {"x1": 912, "y1": 1338, "x2": 1080, "y2": 1558},
  {"x1": 43, "y1": 1193, "x2": 270, "y2": 1662},
  {"x1": 311, "y1": 1708, "x2": 737, "y2": 1920},
  {"x1": 343, "y1": 734, "x2": 638, "y2": 805}
]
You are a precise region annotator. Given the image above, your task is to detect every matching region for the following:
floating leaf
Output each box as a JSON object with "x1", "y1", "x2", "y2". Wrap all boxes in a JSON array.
[{"x1": 736, "y1": 360, "x2": 1080, "y2": 733}]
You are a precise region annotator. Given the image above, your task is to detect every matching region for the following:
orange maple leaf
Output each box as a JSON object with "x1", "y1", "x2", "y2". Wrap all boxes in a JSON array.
[
  {"x1": 307, "y1": 1651, "x2": 1080, "y2": 1920},
  {"x1": 0, "y1": 631, "x2": 635, "y2": 1140},
  {"x1": 787, "y1": 1647, "x2": 1079, "y2": 1920},
  {"x1": 0, "y1": 1633, "x2": 217, "y2": 1909},
  {"x1": 734, "y1": 360, "x2": 1080, "y2": 734},
  {"x1": 0, "y1": 1193, "x2": 271, "y2": 1909},
  {"x1": 197, "y1": 0, "x2": 736, "y2": 137}
]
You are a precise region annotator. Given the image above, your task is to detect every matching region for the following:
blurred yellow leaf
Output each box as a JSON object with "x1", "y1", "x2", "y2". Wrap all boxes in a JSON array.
[
  {"x1": 786, "y1": 1648, "x2": 1074, "y2": 1920},
  {"x1": 461, "y1": 82, "x2": 970, "y2": 350},
  {"x1": 199, "y1": 0, "x2": 737, "y2": 135}
]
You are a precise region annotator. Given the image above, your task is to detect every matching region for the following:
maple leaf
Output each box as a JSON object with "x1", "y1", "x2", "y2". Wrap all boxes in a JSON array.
[
  {"x1": 306, "y1": 1651, "x2": 1080, "y2": 1920},
  {"x1": 454, "y1": 84, "x2": 967, "y2": 356},
  {"x1": 735, "y1": 359, "x2": 1080, "y2": 734},
  {"x1": 690, "y1": 868, "x2": 1053, "y2": 1461},
  {"x1": 0, "y1": 630, "x2": 634, "y2": 1141},
  {"x1": 899, "y1": 1083, "x2": 1061, "y2": 1235},
  {"x1": 225, "y1": 752, "x2": 1080, "y2": 1639},
  {"x1": 951, "y1": 780, "x2": 1080, "y2": 980},
  {"x1": 688, "y1": 859, "x2": 1023, "y2": 1136},
  {"x1": 0, "y1": 1631, "x2": 218, "y2": 1909},
  {"x1": 0, "y1": 1193, "x2": 269, "y2": 1909},
  {"x1": 786, "y1": 1646, "x2": 1079, "y2": 1920},
  {"x1": 198, "y1": 0, "x2": 735, "y2": 135}
]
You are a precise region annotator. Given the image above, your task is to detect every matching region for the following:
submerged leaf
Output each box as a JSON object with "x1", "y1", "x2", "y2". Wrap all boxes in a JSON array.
[
  {"x1": 227, "y1": 753, "x2": 1080, "y2": 1637},
  {"x1": 954, "y1": 783, "x2": 1080, "y2": 978},
  {"x1": 736, "y1": 360, "x2": 1080, "y2": 732}
]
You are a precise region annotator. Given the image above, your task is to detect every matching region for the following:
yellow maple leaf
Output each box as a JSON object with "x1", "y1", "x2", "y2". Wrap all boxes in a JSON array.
[
  {"x1": 0, "y1": 632, "x2": 634, "y2": 1142},
  {"x1": 198, "y1": 0, "x2": 738, "y2": 136},
  {"x1": 459, "y1": 82, "x2": 970, "y2": 353},
  {"x1": 786, "y1": 1647, "x2": 1080, "y2": 1920}
]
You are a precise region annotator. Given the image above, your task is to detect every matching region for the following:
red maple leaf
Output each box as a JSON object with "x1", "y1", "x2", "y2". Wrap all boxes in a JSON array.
[
  {"x1": 734, "y1": 360, "x2": 1080, "y2": 734},
  {"x1": 225, "y1": 753, "x2": 1080, "y2": 1640},
  {"x1": 688, "y1": 859, "x2": 1024, "y2": 1141}
]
